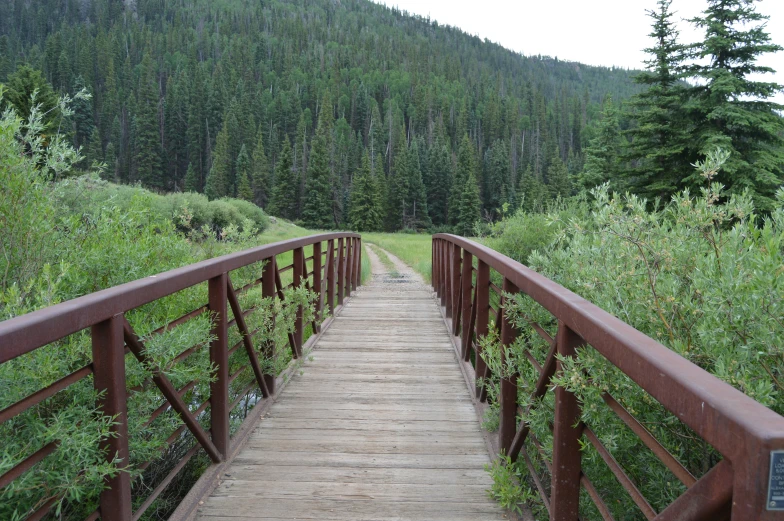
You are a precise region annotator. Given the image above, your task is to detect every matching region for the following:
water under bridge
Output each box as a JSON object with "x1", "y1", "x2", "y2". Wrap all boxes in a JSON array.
[{"x1": 1, "y1": 233, "x2": 783, "y2": 521}]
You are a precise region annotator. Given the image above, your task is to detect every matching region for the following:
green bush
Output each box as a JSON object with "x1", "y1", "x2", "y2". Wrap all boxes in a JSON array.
[
  {"x1": 53, "y1": 175, "x2": 269, "y2": 236},
  {"x1": 0, "y1": 95, "x2": 301, "y2": 520},
  {"x1": 486, "y1": 158, "x2": 784, "y2": 519}
]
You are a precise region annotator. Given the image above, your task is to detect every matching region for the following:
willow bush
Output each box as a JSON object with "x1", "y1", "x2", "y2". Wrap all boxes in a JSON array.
[
  {"x1": 484, "y1": 153, "x2": 784, "y2": 519},
  {"x1": 0, "y1": 93, "x2": 314, "y2": 520}
]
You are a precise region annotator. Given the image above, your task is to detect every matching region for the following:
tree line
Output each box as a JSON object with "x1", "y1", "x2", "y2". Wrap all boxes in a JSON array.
[{"x1": 0, "y1": 0, "x2": 781, "y2": 232}]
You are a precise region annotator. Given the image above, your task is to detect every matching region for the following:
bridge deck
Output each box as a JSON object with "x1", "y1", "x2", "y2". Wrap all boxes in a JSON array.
[{"x1": 195, "y1": 246, "x2": 505, "y2": 520}]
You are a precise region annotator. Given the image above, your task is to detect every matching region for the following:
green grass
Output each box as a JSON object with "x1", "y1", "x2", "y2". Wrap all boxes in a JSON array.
[{"x1": 362, "y1": 232, "x2": 433, "y2": 282}]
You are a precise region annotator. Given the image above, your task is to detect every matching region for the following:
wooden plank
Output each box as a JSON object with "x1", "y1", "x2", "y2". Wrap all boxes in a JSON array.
[{"x1": 196, "y1": 246, "x2": 505, "y2": 521}]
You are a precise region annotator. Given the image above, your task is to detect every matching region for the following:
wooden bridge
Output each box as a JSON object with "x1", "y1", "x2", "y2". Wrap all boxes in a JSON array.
[{"x1": 1, "y1": 233, "x2": 784, "y2": 521}]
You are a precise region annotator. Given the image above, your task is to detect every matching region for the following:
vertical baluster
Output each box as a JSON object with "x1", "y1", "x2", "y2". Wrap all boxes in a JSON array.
[
  {"x1": 293, "y1": 247, "x2": 304, "y2": 357},
  {"x1": 431, "y1": 239, "x2": 437, "y2": 291},
  {"x1": 313, "y1": 242, "x2": 323, "y2": 331},
  {"x1": 433, "y1": 239, "x2": 440, "y2": 296},
  {"x1": 326, "y1": 239, "x2": 335, "y2": 314},
  {"x1": 337, "y1": 237, "x2": 345, "y2": 306},
  {"x1": 550, "y1": 321, "x2": 584, "y2": 521},
  {"x1": 474, "y1": 260, "x2": 490, "y2": 400},
  {"x1": 354, "y1": 238, "x2": 361, "y2": 289},
  {"x1": 460, "y1": 250, "x2": 474, "y2": 360},
  {"x1": 92, "y1": 314, "x2": 132, "y2": 521},
  {"x1": 444, "y1": 243, "x2": 453, "y2": 317},
  {"x1": 345, "y1": 237, "x2": 354, "y2": 298},
  {"x1": 261, "y1": 257, "x2": 276, "y2": 395},
  {"x1": 451, "y1": 245, "x2": 462, "y2": 335},
  {"x1": 437, "y1": 240, "x2": 445, "y2": 304},
  {"x1": 208, "y1": 273, "x2": 229, "y2": 458},
  {"x1": 499, "y1": 278, "x2": 520, "y2": 454}
]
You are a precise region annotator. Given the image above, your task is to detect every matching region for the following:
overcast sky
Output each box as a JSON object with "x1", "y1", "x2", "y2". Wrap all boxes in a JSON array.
[{"x1": 372, "y1": 0, "x2": 784, "y2": 104}]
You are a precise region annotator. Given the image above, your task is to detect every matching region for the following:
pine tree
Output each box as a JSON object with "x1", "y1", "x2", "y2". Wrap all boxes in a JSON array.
[
  {"x1": 579, "y1": 96, "x2": 622, "y2": 191},
  {"x1": 268, "y1": 137, "x2": 298, "y2": 219},
  {"x1": 386, "y1": 143, "x2": 410, "y2": 231},
  {"x1": 205, "y1": 120, "x2": 231, "y2": 200},
  {"x1": 135, "y1": 53, "x2": 163, "y2": 189},
  {"x1": 426, "y1": 136, "x2": 451, "y2": 226},
  {"x1": 184, "y1": 162, "x2": 199, "y2": 192},
  {"x1": 547, "y1": 155, "x2": 572, "y2": 200},
  {"x1": 83, "y1": 127, "x2": 103, "y2": 166},
  {"x1": 348, "y1": 153, "x2": 383, "y2": 232},
  {"x1": 518, "y1": 165, "x2": 548, "y2": 212},
  {"x1": 484, "y1": 139, "x2": 512, "y2": 220},
  {"x1": 236, "y1": 144, "x2": 253, "y2": 202},
  {"x1": 407, "y1": 141, "x2": 432, "y2": 230},
  {"x1": 685, "y1": 0, "x2": 784, "y2": 210},
  {"x1": 457, "y1": 170, "x2": 482, "y2": 237},
  {"x1": 624, "y1": 0, "x2": 691, "y2": 201},
  {"x1": 251, "y1": 131, "x2": 270, "y2": 208},
  {"x1": 302, "y1": 107, "x2": 334, "y2": 229},
  {"x1": 448, "y1": 135, "x2": 478, "y2": 227}
]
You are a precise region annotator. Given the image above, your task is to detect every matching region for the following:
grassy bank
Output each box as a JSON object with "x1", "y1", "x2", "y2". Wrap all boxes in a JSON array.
[{"x1": 362, "y1": 233, "x2": 433, "y2": 282}]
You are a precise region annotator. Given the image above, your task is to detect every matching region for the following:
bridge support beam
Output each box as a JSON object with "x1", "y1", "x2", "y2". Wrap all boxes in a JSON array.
[
  {"x1": 550, "y1": 322, "x2": 584, "y2": 521},
  {"x1": 208, "y1": 273, "x2": 230, "y2": 459},
  {"x1": 92, "y1": 314, "x2": 132, "y2": 521}
]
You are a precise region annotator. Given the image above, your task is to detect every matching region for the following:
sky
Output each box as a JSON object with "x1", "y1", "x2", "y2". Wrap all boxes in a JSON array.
[{"x1": 372, "y1": 0, "x2": 784, "y2": 105}]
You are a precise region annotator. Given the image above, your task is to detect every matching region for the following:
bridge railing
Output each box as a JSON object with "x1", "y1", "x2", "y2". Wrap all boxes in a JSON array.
[
  {"x1": 0, "y1": 233, "x2": 362, "y2": 521},
  {"x1": 432, "y1": 234, "x2": 784, "y2": 521}
]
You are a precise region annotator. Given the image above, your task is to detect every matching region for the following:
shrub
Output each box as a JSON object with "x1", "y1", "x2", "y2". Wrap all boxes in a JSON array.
[{"x1": 487, "y1": 155, "x2": 784, "y2": 519}]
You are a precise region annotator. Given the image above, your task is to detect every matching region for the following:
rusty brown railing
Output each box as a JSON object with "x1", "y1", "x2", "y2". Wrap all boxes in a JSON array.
[
  {"x1": 0, "y1": 233, "x2": 361, "y2": 521},
  {"x1": 432, "y1": 234, "x2": 784, "y2": 521}
]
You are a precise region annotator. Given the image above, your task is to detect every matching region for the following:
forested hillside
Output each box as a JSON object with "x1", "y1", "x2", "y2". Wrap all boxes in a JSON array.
[{"x1": 0, "y1": 0, "x2": 642, "y2": 231}]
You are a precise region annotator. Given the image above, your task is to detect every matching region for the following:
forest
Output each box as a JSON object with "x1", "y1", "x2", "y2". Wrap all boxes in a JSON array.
[{"x1": 1, "y1": 0, "x2": 784, "y2": 519}]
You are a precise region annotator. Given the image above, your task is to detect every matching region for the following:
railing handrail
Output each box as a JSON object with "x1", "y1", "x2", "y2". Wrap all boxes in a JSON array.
[
  {"x1": 432, "y1": 233, "x2": 784, "y2": 520},
  {"x1": 0, "y1": 232, "x2": 360, "y2": 364},
  {"x1": 0, "y1": 231, "x2": 363, "y2": 521},
  {"x1": 433, "y1": 233, "x2": 784, "y2": 457}
]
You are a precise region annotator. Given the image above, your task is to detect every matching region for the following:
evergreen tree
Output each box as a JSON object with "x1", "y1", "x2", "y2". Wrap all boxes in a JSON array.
[
  {"x1": 457, "y1": 170, "x2": 482, "y2": 237},
  {"x1": 71, "y1": 76, "x2": 94, "y2": 150},
  {"x1": 268, "y1": 137, "x2": 298, "y2": 219},
  {"x1": 83, "y1": 127, "x2": 103, "y2": 166},
  {"x1": 251, "y1": 131, "x2": 270, "y2": 208},
  {"x1": 624, "y1": 0, "x2": 691, "y2": 200},
  {"x1": 184, "y1": 162, "x2": 199, "y2": 193},
  {"x1": 579, "y1": 96, "x2": 622, "y2": 191},
  {"x1": 302, "y1": 107, "x2": 334, "y2": 229},
  {"x1": 426, "y1": 136, "x2": 451, "y2": 226},
  {"x1": 547, "y1": 155, "x2": 572, "y2": 200},
  {"x1": 135, "y1": 53, "x2": 163, "y2": 189},
  {"x1": 407, "y1": 141, "x2": 432, "y2": 230},
  {"x1": 236, "y1": 144, "x2": 253, "y2": 202},
  {"x1": 205, "y1": 120, "x2": 231, "y2": 200},
  {"x1": 2, "y1": 65, "x2": 60, "y2": 132},
  {"x1": 484, "y1": 139, "x2": 512, "y2": 220},
  {"x1": 348, "y1": 153, "x2": 383, "y2": 232},
  {"x1": 518, "y1": 165, "x2": 548, "y2": 212},
  {"x1": 448, "y1": 135, "x2": 478, "y2": 226},
  {"x1": 386, "y1": 142, "x2": 410, "y2": 231},
  {"x1": 685, "y1": 0, "x2": 784, "y2": 210}
]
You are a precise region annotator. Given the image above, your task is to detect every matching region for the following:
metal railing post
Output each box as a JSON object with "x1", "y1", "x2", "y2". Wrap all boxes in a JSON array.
[
  {"x1": 313, "y1": 242, "x2": 323, "y2": 332},
  {"x1": 451, "y1": 244, "x2": 462, "y2": 334},
  {"x1": 208, "y1": 273, "x2": 229, "y2": 459},
  {"x1": 293, "y1": 247, "x2": 304, "y2": 357},
  {"x1": 337, "y1": 237, "x2": 345, "y2": 307},
  {"x1": 326, "y1": 239, "x2": 335, "y2": 314},
  {"x1": 261, "y1": 257, "x2": 276, "y2": 394},
  {"x1": 92, "y1": 314, "x2": 132, "y2": 521},
  {"x1": 345, "y1": 238, "x2": 354, "y2": 298},
  {"x1": 460, "y1": 250, "x2": 473, "y2": 359},
  {"x1": 444, "y1": 242, "x2": 457, "y2": 318},
  {"x1": 474, "y1": 260, "x2": 490, "y2": 400},
  {"x1": 550, "y1": 321, "x2": 584, "y2": 521},
  {"x1": 499, "y1": 278, "x2": 519, "y2": 454}
]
